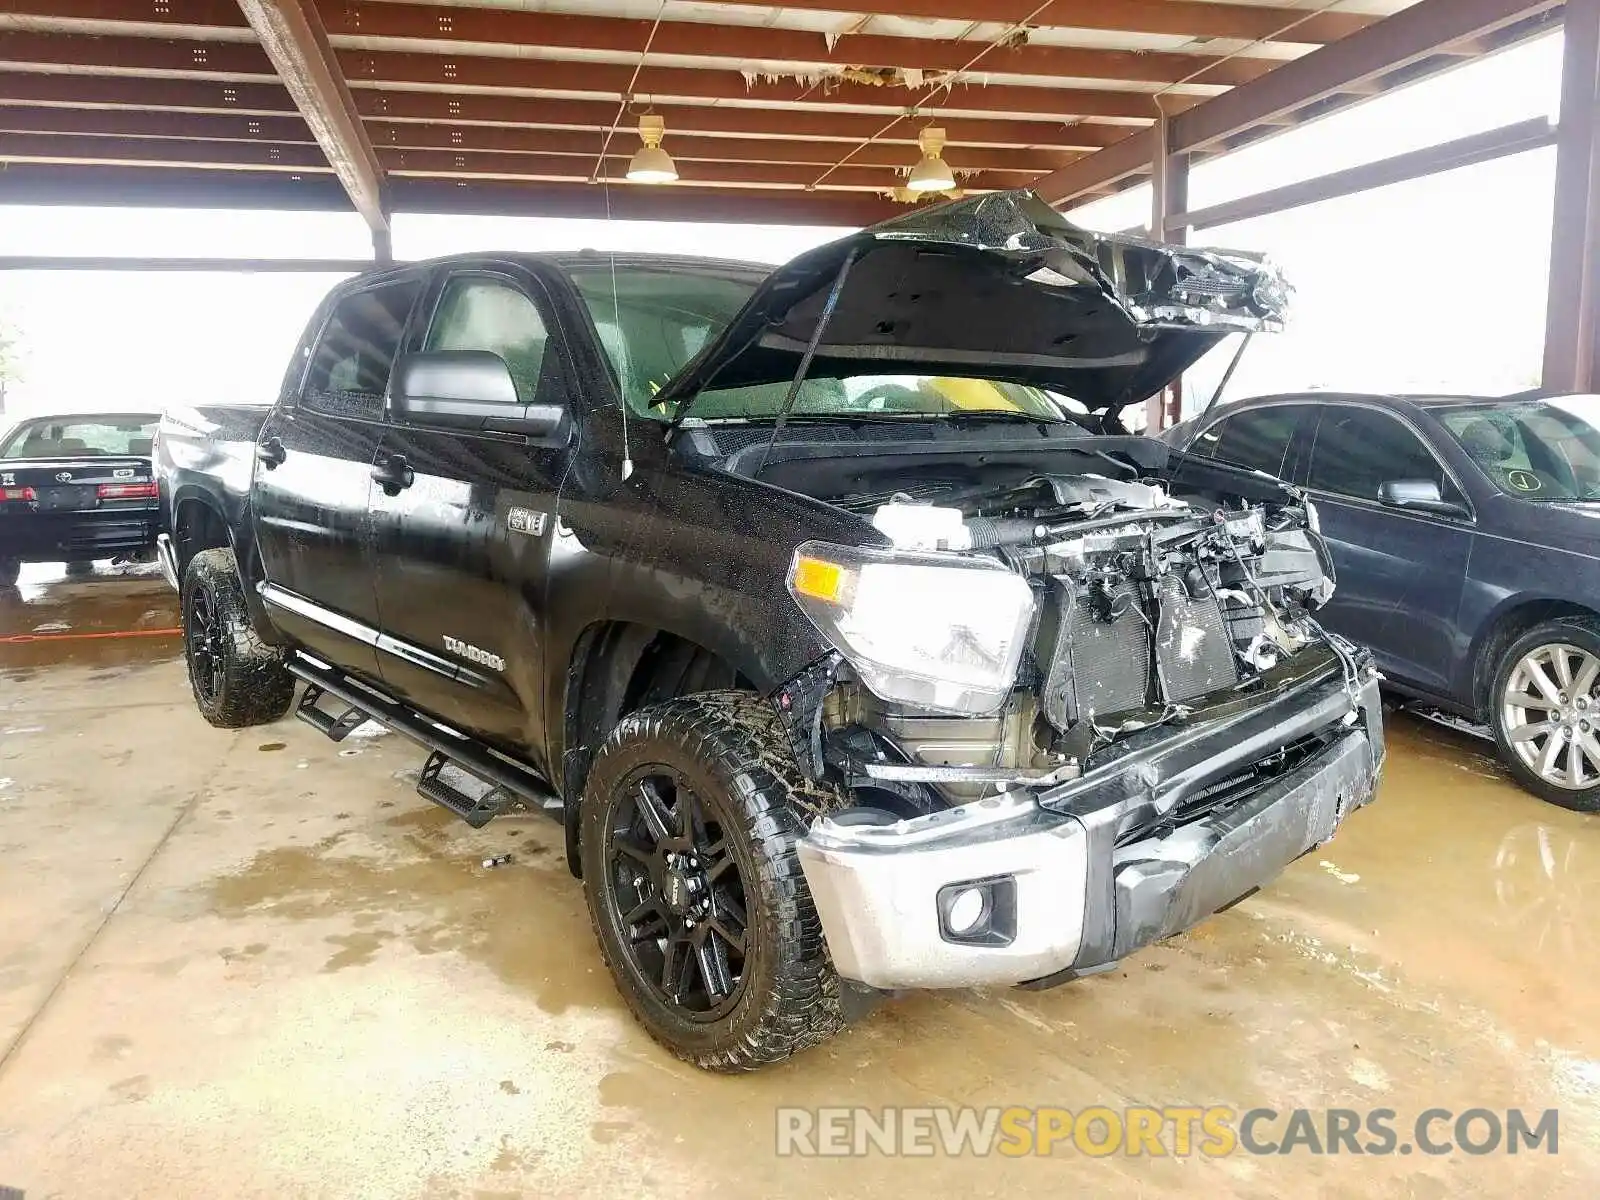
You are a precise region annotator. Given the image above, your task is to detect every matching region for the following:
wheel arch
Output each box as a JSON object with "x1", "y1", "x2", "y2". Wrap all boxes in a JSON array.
[
  {"x1": 1469, "y1": 596, "x2": 1600, "y2": 717},
  {"x1": 559, "y1": 619, "x2": 754, "y2": 877}
]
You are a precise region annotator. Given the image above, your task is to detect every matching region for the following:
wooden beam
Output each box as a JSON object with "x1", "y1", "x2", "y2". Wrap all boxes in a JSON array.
[
  {"x1": 0, "y1": 130, "x2": 1026, "y2": 192},
  {"x1": 1172, "y1": 117, "x2": 1557, "y2": 232},
  {"x1": 232, "y1": 1, "x2": 388, "y2": 251},
  {"x1": 649, "y1": 0, "x2": 1374, "y2": 45},
  {"x1": 0, "y1": 32, "x2": 1169, "y2": 121},
  {"x1": 0, "y1": 162, "x2": 901, "y2": 225},
  {"x1": 1034, "y1": 0, "x2": 1561, "y2": 204},
  {"x1": 308, "y1": 1, "x2": 1277, "y2": 88},
  {"x1": 0, "y1": 0, "x2": 1376, "y2": 47},
  {"x1": 0, "y1": 105, "x2": 1077, "y2": 171},
  {"x1": 1544, "y1": 0, "x2": 1600, "y2": 391}
]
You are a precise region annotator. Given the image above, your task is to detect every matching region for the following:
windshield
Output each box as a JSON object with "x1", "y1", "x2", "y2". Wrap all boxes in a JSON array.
[
  {"x1": 1434, "y1": 397, "x2": 1600, "y2": 501},
  {"x1": 0, "y1": 415, "x2": 158, "y2": 459},
  {"x1": 567, "y1": 265, "x2": 1076, "y2": 422}
]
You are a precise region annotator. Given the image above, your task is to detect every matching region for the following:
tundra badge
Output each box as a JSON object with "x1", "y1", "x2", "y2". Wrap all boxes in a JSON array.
[{"x1": 444, "y1": 636, "x2": 507, "y2": 672}]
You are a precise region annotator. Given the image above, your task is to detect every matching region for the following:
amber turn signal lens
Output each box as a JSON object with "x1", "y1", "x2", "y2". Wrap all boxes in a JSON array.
[{"x1": 790, "y1": 555, "x2": 850, "y2": 604}]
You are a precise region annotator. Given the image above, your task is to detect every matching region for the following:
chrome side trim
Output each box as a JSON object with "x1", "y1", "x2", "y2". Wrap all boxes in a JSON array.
[{"x1": 258, "y1": 582, "x2": 379, "y2": 646}]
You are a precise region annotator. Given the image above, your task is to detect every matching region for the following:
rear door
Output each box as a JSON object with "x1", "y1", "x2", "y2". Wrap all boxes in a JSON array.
[
  {"x1": 253, "y1": 276, "x2": 422, "y2": 680},
  {"x1": 1302, "y1": 403, "x2": 1473, "y2": 696},
  {"x1": 368, "y1": 265, "x2": 574, "y2": 761}
]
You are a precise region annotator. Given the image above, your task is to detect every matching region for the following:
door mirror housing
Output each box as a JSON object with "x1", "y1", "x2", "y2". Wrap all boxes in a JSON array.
[
  {"x1": 391, "y1": 351, "x2": 566, "y2": 438},
  {"x1": 1378, "y1": 478, "x2": 1468, "y2": 517}
]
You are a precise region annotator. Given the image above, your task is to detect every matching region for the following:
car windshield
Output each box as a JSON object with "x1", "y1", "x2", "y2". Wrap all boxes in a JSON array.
[
  {"x1": 0, "y1": 415, "x2": 159, "y2": 459},
  {"x1": 566, "y1": 265, "x2": 1077, "y2": 422},
  {"x1": 1433, "y1": 397, "x2": 1600, "y2": 501}
]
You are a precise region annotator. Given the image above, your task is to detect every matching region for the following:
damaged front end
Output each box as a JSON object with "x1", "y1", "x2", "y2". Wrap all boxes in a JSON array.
[
  {"x1": 780, "y1": 478, "x2": 1382, "y2": 990},
  {"x1": 708, "y1": 188, "x2": 1386, "y2": 992}
]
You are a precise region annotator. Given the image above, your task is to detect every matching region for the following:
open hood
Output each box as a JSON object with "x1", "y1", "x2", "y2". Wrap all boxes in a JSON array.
[{"x1": 657, "y1": 189, "x2": 1289, "y2": 416}]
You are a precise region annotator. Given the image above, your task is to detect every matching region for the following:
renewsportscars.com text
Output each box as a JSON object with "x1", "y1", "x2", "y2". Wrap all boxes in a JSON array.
[{"x1": 775, "y1": 1106, "x2": 1559, "y2": 1158}]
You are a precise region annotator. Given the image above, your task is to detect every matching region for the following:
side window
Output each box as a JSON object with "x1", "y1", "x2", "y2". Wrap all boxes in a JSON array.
[
  {"x1": 1194, "y1": 407, "x2": 1303, "y2": 479},
  {"x1": 423, "y1": 276, "x2": 550, "y2": 404},
  {"x1": 1307, "y1": 407, "x2": 1460, "y2": 503},
  {"x1": 304, "y1": 281, "x2": 420, "y2": 418}
]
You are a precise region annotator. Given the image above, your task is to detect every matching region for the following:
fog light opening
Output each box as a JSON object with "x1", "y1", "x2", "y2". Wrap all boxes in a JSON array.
[
  {"x1": 946, "y1": 887, "x2": 988, "y2": 934},
  {"x1": 936, "y1": 875, "x2": 1018, "y2": 947}
]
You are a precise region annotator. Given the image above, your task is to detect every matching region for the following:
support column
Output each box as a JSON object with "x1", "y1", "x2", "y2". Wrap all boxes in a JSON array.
[
  {"x1": 1543, "y1": 0, "x2": 1600, "y2": 392},
  {"x1": 1146, "y1": 116, "x2": 1191, "y2": 431}
]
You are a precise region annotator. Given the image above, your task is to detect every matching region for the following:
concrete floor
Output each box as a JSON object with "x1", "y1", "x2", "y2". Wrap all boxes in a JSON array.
[{"x1": 2, "y1": 564, "x2": 1598, "y2": 1198}]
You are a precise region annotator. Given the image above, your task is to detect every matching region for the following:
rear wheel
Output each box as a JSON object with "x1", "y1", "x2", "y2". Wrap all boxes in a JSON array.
[
  {"x1": 580, "y1": 691, "x2": 845, "y2": 1071},
  {"x1": 0, "y1": 558, "x2": 17, "y2": 587},
  {"x1": 181, "y1": 547, "x2": 295, "y2": 728},
  {"x1": 1492, "y1": 617, "x2": 1600, "y2": 811}
]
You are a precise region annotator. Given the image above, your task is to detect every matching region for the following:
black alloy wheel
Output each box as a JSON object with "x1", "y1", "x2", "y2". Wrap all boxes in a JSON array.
[
  {"x1": 180, "y1": 547, "x2": 295, "y2": 728},
  {"x1": 602, "y1": 765, "x2": 749, "y2": 1021},
  {"x1": 186, "y1": 582, "x2": 227, "y2": 706},
  {"x1": 580, "y1": 691, "x2": 846, "y2": 1070}
]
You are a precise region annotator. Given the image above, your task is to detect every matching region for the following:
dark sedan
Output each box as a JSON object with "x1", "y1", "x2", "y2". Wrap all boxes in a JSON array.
[
  {"x1": 0, "y1": 412, "x2": 161, "y2": 586},
  {"x1": 1165, "y1": 391, "x2": 1600, "y2": 811}
]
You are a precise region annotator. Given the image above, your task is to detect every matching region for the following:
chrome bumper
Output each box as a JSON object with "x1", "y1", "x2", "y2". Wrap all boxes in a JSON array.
[
  {"x1": 797, "y1": 668, "x2": 1383, "y2": 991},
  {"x1": 155, "y1": 533, "x2": 180, "y2": 592}
]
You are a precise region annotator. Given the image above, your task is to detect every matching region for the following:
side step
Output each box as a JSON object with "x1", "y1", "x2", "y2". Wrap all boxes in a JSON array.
[
  {"x1": 285, "y1": 655, "x2": 559, "y2": 829},
  {"x1": 418, "y1": 750, "x2": 505, "y2": 828},
  {"x1": 295, "y1": 683, "x2": 369, "y2": 742}
]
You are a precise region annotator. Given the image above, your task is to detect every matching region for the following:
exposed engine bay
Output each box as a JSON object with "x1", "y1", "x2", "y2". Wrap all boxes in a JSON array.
[{"x1": 785, "y1": 464, "x2": 1342, "y2": 813}]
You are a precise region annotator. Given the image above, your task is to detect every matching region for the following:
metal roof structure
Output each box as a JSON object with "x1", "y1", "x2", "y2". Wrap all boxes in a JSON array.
[
  {"x1": 0, "y1": 0, "x2": 1558, "y2": 243},
  {"x1": 2, "y1": 0, "x2": 1596, "y2": 407}
]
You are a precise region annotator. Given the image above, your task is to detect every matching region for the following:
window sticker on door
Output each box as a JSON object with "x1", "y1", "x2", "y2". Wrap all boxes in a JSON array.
[
  {"x1": 1505, "y1": 469, "x2": 1543, "y2": 493},
  {"x1": 507, "y1": 506, "x2": 548, "y2": 536}
]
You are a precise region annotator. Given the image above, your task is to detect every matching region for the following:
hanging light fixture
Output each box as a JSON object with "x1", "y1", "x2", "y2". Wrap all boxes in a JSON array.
[
  {"x1": 906, "y1": 126, "x2": 955, "y2": 193},
  {"x1": 627, "y1": 113, "x2": 678, "y2": 184}
]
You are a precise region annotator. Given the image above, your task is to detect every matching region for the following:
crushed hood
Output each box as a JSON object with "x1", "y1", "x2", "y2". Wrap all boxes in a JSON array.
[{"x1": 657, "y1": 189, "x2": 1289, "y2": 416}]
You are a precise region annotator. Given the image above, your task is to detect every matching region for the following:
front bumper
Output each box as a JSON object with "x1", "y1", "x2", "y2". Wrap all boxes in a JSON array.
[{"x1": 797, "y1": 661, "x2": 1384, "y2": 990}]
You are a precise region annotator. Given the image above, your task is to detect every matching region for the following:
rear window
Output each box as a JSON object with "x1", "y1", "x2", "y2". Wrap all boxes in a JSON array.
[{"x1": 0, "y1": 416, "x2": 158, "y2": 458}]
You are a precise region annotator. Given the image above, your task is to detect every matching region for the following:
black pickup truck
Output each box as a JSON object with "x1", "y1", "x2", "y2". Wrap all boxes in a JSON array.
[{"x1": 156, "y1": 191, "x2": 1384, "y2": 1071}]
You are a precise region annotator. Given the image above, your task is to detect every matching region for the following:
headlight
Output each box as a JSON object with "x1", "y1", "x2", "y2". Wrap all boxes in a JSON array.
[{"x1": 787, "y1": 540, "x2": 1036, "y2": 715}]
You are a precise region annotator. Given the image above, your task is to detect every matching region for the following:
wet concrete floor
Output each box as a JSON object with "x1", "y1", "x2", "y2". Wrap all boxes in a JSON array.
[{"x1": 1, "y1": 565, "x2": 1598, "y2": 1197}]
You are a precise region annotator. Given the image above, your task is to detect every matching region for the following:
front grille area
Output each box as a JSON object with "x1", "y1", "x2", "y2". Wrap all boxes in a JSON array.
[
  {"x1": 1041, "y1": 582, "x2": 1151, "y2": 728},
  {"x1": 1040, "y1": 576, "x2": 1240, "y2": 729},
  {"x1": 1153, "y1": 576, "x2": 1238, "y2": 704}
]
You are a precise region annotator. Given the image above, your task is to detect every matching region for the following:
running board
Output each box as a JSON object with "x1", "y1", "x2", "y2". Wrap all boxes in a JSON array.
[
  {"x1": 285, "y1": 655, "x2": 560, "y2": 828},
  {"x1": 295, "y1": 683, "x2": 368, "y2": 742},
  {"x1": 418, "y1": 751, "x2": 505, "y2": 828}
]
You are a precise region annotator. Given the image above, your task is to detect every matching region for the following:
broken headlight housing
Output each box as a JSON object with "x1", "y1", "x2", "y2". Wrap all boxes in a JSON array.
[{"x1": 786, "y1": 541, "x2": 1036, "y2": 716}]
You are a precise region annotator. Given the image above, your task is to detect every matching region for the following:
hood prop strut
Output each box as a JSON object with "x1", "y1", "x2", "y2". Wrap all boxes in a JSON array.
[{"x1": 753, "y1": 246, "x2": 860, "y2": 477}]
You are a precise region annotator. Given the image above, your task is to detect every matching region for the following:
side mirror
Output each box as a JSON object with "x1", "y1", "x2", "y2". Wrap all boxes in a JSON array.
[
  {"x1": 391, "y1": 351, "x2": 565, "y2": 438},
  {"x1": 1378, "y1": 478, "x2": 1468, "y2": 517}
]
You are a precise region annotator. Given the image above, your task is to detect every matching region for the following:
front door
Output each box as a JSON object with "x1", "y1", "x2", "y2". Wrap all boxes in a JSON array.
[
  {"x1": 252, "y1": 277, "x2": 422, "y2": 679},
  {"x1": 1302, "y1": 404, "x2": 1473, "y2": 697},
  {"x1": 368, "y1": 267, "x2": 573, "y2": 769}
]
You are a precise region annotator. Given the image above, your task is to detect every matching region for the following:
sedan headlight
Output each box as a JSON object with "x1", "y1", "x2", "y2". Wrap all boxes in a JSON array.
[{"x1": 786, "y1": 541, "x2": 1036, "y2": 715}]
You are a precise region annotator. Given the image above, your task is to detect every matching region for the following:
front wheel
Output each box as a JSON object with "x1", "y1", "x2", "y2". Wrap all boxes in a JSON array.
[
  {"x1": 580, "y1": 691, "x2": 846, "y2": 1071},
  {"x1": 181, "y1": 547, "x2": 295, "y2": 728},
  {"x1": 1492, "y1": 618, "x2": 1600, "y2": 811}
]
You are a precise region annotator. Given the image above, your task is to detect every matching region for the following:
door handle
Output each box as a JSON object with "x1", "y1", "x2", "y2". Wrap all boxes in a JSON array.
[
  {"x1": 257, "y1": 437, "x2": 286, "y2": 469},
  {"x1": 371, "y1": 453, "x2": 415, "y2": 495}
]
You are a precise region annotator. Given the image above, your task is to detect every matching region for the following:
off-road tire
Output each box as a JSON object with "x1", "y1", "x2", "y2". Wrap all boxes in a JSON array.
[
  {"x1": 181, "y1": 547, "x2": 295, "y2": 728},
  {"x1": 580, "y1": 690, "x2": 847, "y2": 1071},
  {"x1": 65, "y1": 559, "x2": 95, "y2": 577},
  {"x1": 1491, "y1": 616, "x2": 1600, "y2": 812},
  {"x1": 0, "y1": 558, "x2": 17, "y2": 587}
]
